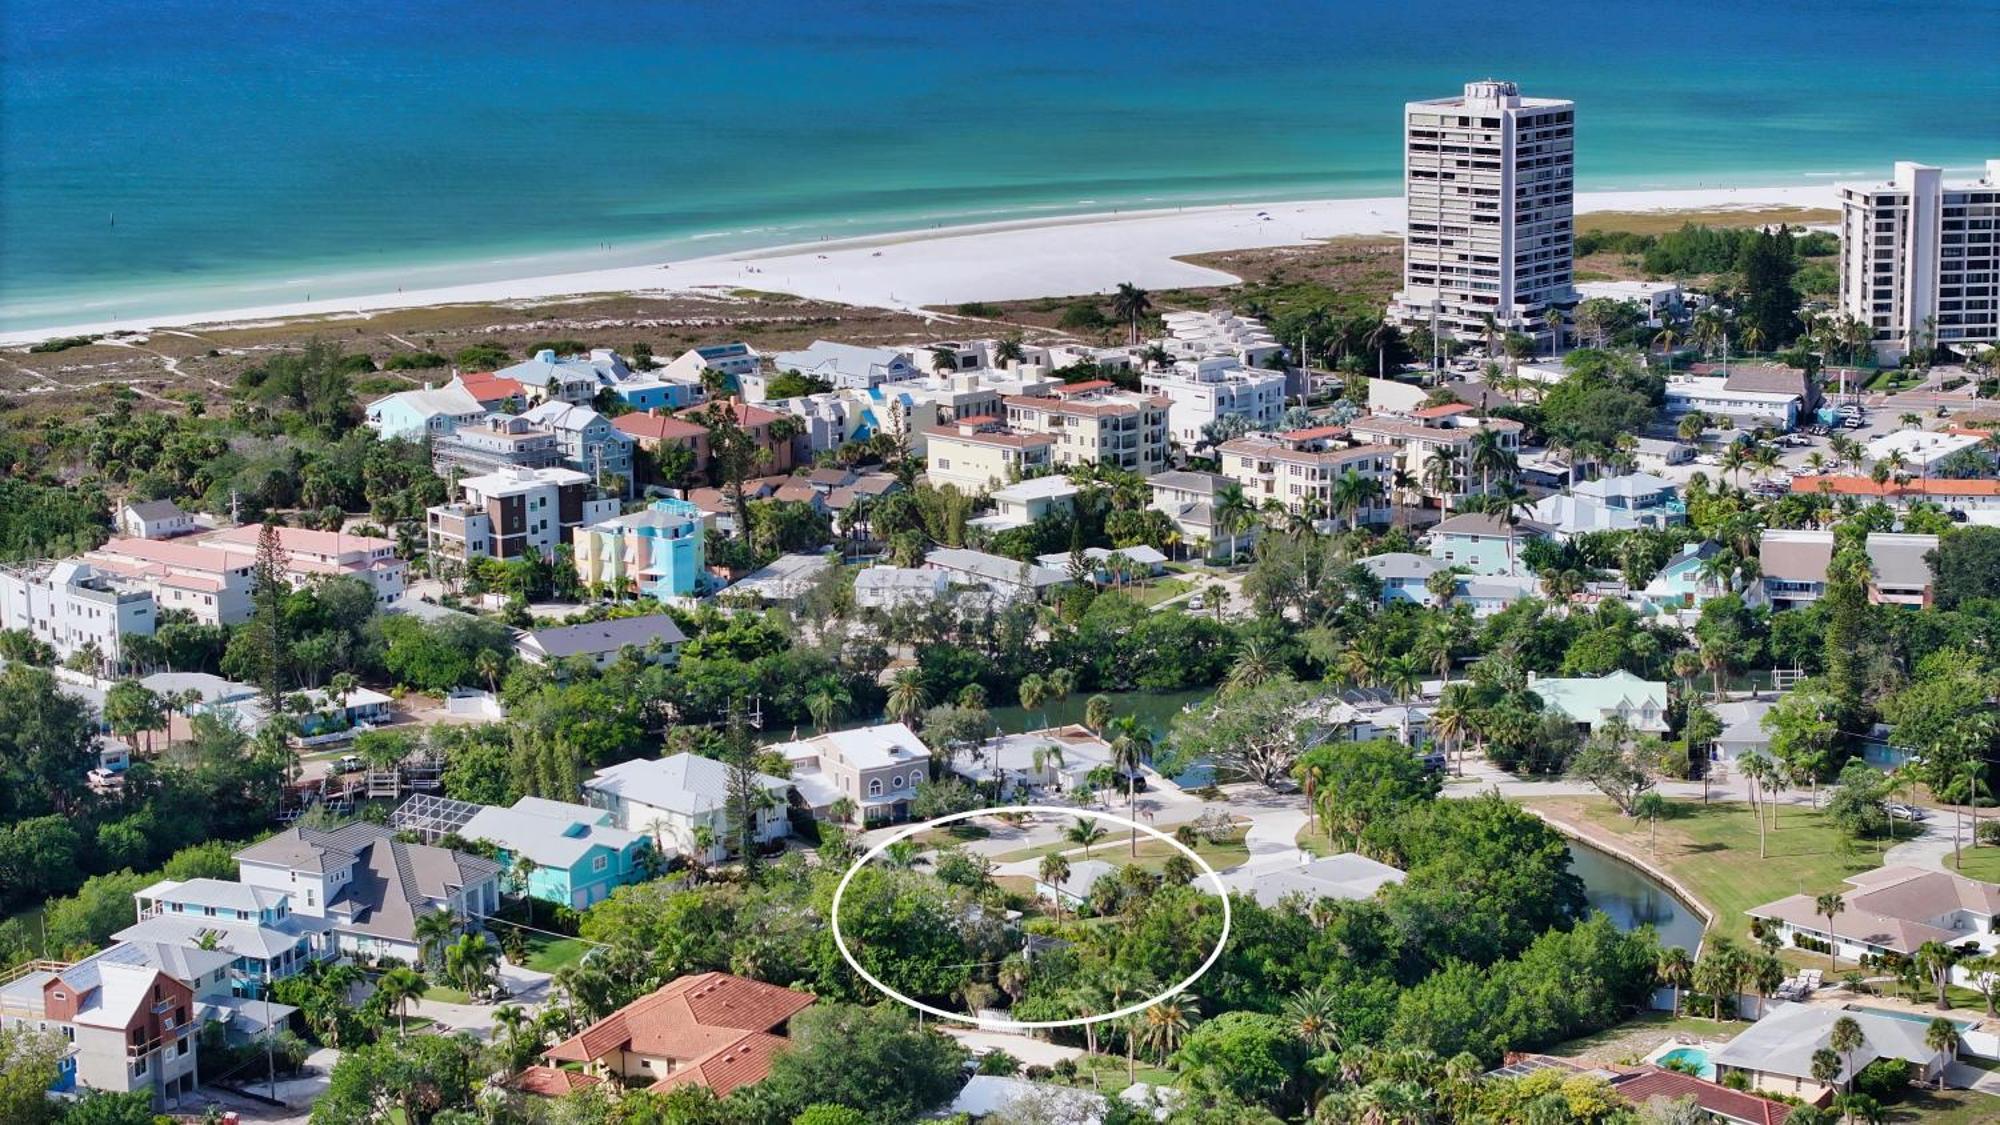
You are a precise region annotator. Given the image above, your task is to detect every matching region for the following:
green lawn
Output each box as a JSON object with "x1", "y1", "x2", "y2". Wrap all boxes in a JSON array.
[
  {"x1": 1546, "y1": 1010, "x2": 1747, "y2": 1065},
  {"x1": 521, "y1": 934, "x2": 592, "y2": 974},
  {"x1": 1067, "y1": 1052, "x2": 1177, "y2": 1094},
  {"x1": 423, "y1": 984, "x2": 475, "y2": 1005},
  {"x1": 911, "y1": 824, "x2": 992, "y2": 848},
  {"x1": 1528, "y1": 796, "x2": 1877, "y2": 947},
  {"x1": 1886, "y1": 1088, "x2": 2000, "y2": 1125},
  {"x1": 1940, "y1": 842, "x2": 2000, "y2": 884},
  {"x1": 993, "y1": 819, "x2": 1247, "y2": 865},
  {"x1": 1125, "y1": 578, "x2": 1192, "y2": 609}
]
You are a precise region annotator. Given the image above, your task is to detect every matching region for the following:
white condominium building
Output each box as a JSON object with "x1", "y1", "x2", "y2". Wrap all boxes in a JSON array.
[
  {"x1": 427, "y1": 466, "x2": 618, "y2": 567},
  {"x1": 1156, "y1": 310, "x2": 1284, "y2": 367},
  {"x1": 1218, "y1": 429, "x2": 1397, "y2": 525},
  {"x1": 1388, "y1": 79, "x2": 1575, "y2": 346},
  {"x1": 1141, "y1": 356, "x2": 1288, "y2": 448},
  {"x1": 0, "y1": 561, "x2": 156, "y2": 672},
  {"x1": 1839, "y1": 160, "x2": 2000, "y2": 361},
  {"x1": 1001, "y1": 382, "x2": 1171, "y2": 477}
]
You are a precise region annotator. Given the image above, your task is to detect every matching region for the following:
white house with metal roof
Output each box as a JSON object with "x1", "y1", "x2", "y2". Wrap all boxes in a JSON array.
[
  {"x1": 770, "y1": 341, "x2": 919, "y2": 390},
  {"x1": 1710, "y1": 1001, "x2": 1949, "y2": 1102},
  {"x1": 583, "y1": 753, "x2": 792, "y2": 864},
  {"x1": 1244, "y1": 854, "x2": 1406, "y2": 908}
]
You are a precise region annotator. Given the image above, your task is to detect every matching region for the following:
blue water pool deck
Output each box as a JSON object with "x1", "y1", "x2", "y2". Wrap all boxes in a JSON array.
[
  {"x1": 1645, "y1": 1043, "x2": 1719, "y2": 1082},
  {"x1": 1843, "y1": 1003, "x2": 1980, "y2": 1031}
]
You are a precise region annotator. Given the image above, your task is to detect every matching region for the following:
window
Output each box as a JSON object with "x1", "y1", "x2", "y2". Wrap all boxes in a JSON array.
[
  {"x1": 133, "y1": 1055, "x2": 147, "y2": 1077},
  {"x1": 892, "y1": 774, "x2": 906, "y2": 790},
  {"x1": 592, "y1": 855, "x2": 608, "y2": 873},
  {"x1": 868, "y1": 778, "x2": 883, "y2": 797}
]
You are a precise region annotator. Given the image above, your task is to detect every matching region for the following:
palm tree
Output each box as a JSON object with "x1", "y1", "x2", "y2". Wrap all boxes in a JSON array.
[
  {"x1": 1487, "y1": 482, "x2": 1536, "y2": 576},
  {"x1": 885, "y1": 670, "x2": 928, "y2": 727},
  {"x1": 1038, "y1": 852, "x2": 1072, "y2": 913},
  {"x1": 1915, "y1": 940, "x2": 1962, "y2": 1010},
  {"x1": 994, "y1": 334, "x2": 1026, "y2": 366},
  {"x1": 882, "y1": 840, "x2": 928, "y2": 870},
  {"x1": 1656, "y1": 946, "x2": 1693, "y2": 1017},
  {"x1": 1224, "y1": 638, "x2": 1279, "y2": 698},
  {"x1": 1108, "y1": 717, "x2": 1153, "y2": 856},
  {"x1": 1468, "y1": 428, "x2": 1512, "y2": 497},
  {"x1": 1676, "y1": 410, "x2": 1708, "y2": 445},
  {"x1": 551, "y1": 961, "x2": 611, "y2": 1026},
  {"x1": 1065, "y1": 817, "x2": 1107, "y2": 861},
  {"x1": 1422, "y1": 446, "x2": 1463, "y2": 508},
  {"x1": 375, "y1": 966, "x2": 428, "y2": 1036},
  {"x1": 1830, "y1": 1015, "x2": 1866, "y2": 1096},
  {"x1": 492, "y1": 1003, "x2": 536, "y2": 1065},
  {"x1": 1141, "y1": 997, "x2": 1195, "y2": 1064},
  {"x1": 414, "y1": 908, "x2": 459, "y2": 972},
  {"x1": 1018, "y1": 674, "x2": 1048, "y2": 734},
  {"x1": 1084, "y1": 694, "x2": 1114, "y2": 735},
  {"x1": 444, "y1": 933, "x2": 501, "y2": 998},
  {"x1": 1213, "y1": 483, "x2": 1256, "y2": 561},
  {"x1": 806, "y1": 676, "x2": 851, "y2": 734},
  {"x1": 1924, "y1": 1017, "x2": 1960, "y2": 1089},
  {"x1": 474, "y1": 650, "x2": 504, "y2": 694},
  {"x1": 929, "y1": 344, "x2": 959, "y2": 375},
  {"x1": 1815, "y1": 892, "x2": 1846, "y2": 972},
  {"x1": 1283, "y1": 984, "x2": 1343, "y2": 1055},
  {"x1": 1111, "y1": 283, "x2": 1153, "y2": 345},
  {"x1": 1811, "y1": 1048, "x2": 1843, "y2": 1095}
]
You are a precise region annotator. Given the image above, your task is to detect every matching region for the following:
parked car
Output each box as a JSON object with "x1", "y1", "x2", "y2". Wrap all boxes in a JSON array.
[
  {"x1": 1888, "y1": 803, "x2": 1929, "y2": 822},
  {"x1": 336, "y1": 754, "x2": 363, "y2": 774},
  {"x1": 1187, "y1": 595, "x2": 1206, "y2": 611}
]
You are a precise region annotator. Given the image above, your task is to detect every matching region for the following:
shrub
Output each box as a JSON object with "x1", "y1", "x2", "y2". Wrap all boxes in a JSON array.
[
  {"x1": 1058, "y1": 302, "x2": 1107, "y2": 330},
  {"x1": 1855, "y1": 1058, "x2": 1912, "y2": 1103},
  {"x1": 27, "y1": 334, "x2": 100, "y2": 353},
  {"x1": 454, "y1": 343, "x2": 510, "y2": 371},
  {"x1": 526, "y1": 338, "x2": 589, "y2": 356},
  {"x1": 383, "y1": 350, "x2": 449, "y2": 370},
  {"x1": 955, "y1": 301, "x2": 1000, "y2": 318}
]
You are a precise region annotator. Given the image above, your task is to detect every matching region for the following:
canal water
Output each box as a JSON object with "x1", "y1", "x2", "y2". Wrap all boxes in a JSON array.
[{"x1": 1567, "y1": 839, "x2": 1706, "y2": 953}]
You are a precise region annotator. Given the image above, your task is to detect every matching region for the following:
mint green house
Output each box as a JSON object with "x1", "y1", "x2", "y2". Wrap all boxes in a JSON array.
[
  {"x1": 1427, "y1": 512, "x2": 1552, "y2": 576},
  {"x1": 460, "y1": 797, "x2": 652, "y2": 910}
]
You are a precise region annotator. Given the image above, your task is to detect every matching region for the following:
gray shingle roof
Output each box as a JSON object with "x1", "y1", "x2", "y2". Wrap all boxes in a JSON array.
[{"x1": 522, "y1": 614, "x2": 688, "y2": 660}]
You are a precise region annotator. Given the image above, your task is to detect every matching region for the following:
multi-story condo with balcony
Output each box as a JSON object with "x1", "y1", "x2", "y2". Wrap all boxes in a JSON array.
[
  {"x1": 1218, "y1": 429, "x2": 1398, "y2": 526},
  {"x1": 1839, "y1": 159, "x2": 2000, "y2": 361},
  {"x1": 573, "y1": 498, "x2": 709, "y2": 599},
  {"x1": 0, "y1": 561, "x2": 155, "y2": 673},
  {"x1": 81, "y1": 538, "x2": 255, "y2": 627},
  {"x1": 923, "y1": 417, "x2": 1056, "y2": 494},
  {"x1": 1142, "y1": 355, "x2": 1289, "y2": 449},
  {"x1": 0, "y1": 948, "x2": 200, "y2": 1106},
  {"x1": 1347, "y1": 403, "x2": 1524, "y2": 510},
  {"x1": 1001, "y1": 382, "x2": 1171, "y2": 477},
  {"x1": 1387, "y1": 79, "x2": 1575, "y2": 348},
  {"x1": 427, "y1": 466, "x2": 619, "y2": 568},
  {"x1": 432, "y1": 413, "x2": 563, "y2": 479}
]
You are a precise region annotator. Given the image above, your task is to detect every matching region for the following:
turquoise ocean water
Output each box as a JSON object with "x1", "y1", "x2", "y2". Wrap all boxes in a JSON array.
[{"x1": 2, "y1": 0, "x2": 1995, "y2": 329}]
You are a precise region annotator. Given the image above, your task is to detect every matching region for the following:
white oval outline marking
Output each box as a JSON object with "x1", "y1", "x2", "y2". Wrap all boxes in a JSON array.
[{"x1": 829, "y1": 804, "x2": 1233, "y2": 1029}]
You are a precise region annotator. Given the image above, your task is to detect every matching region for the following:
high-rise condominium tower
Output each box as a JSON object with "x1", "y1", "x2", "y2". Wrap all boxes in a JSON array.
[
  {"x1": 1387, "y1": 80, "x2": 1575, "y2": 352},
  {"x1": 1838, "y1": 160, "x2": 2000, "y2": 362}
]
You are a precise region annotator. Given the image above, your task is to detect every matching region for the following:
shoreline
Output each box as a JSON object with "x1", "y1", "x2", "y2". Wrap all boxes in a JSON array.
[{"x1": 0, "y1": 181, "x2": 1841, "y2": 347}]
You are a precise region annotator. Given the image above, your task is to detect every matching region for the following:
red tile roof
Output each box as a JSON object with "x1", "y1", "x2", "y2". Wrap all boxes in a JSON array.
[
  {"x1": 456, "y1": 372, "x2": 525, "y2": 404},
  {"x1": 513, "y1": 1066, "x2": 604, "y2": 1097},
  {"x1": 1051, "y1": 379, "x2": 1116, "y2": 396},
  {"x1": 647, "y1": 1031, "x2": 793, "y2": 1097},
  {"x1": 544, "y1": 972, "x2": 815, "y2": 1081},
  {"x1": 1611, "y1": 1067, "x2": 1792, "y2": 1125},
  {"x1": 1280, "y1": 424, "x2": 1348, "y2": 441},
  {"x1": 1411, "y1": 402, "x2": 1473, "y2": 419},
  {"x1": 616, "y1": 413, "x2": 709, "y2": 442}
]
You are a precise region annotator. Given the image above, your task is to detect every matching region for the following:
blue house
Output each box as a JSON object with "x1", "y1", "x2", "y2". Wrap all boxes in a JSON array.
[
  {"x1": 1359, "y1": 552, "x2": 1444, "y2": 606},
  {"x1": 460, "y1": 797, "x2": 652, "y2": 909},
  {"x1": 611, "y1": 379, "x2": 703, "y2": 413},
  {"x1": 1427, "y1": 512, "x2": 1553, "y2": 576}
]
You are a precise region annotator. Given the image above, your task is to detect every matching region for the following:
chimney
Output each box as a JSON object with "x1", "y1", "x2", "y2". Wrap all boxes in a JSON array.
[{"x1": 535, "y1": 348, "x2": 557, "y2": 364}]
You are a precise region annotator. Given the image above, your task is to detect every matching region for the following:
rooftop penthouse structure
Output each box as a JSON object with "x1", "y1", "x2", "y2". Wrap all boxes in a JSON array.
[
  {"x1": 427, "y1": 466, "x2": 619, "y2": 567},
  {"x1": 1388, "y1": 80, "x2": 1575, "y2": 348},
  {"x1": 1155, "y1": 309, "x2": 1284, "y2": 367},
  {"x1": 1141, "y1": 354, "x2": 1288, "y2": 448},
  {"x1": 1217, "y1": 428, "x2": 1397, "y2": 525},
  {"x1": 1839, "y1": 160, "x2": 2000, "y2": 361},
  {"x1": 923, "y1": 416, "x2": 1055, "y2": 494},
  {"x1": 1001, "y1": 381, "x2": 1171, "y2": 478}
]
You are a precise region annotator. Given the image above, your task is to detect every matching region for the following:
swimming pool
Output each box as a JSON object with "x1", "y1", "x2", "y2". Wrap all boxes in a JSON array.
[
  {"x1": 1843, "y1": 1004, "x2": 1978, "y2": 1030},
  {"x1": 1653, "y1": 1046, "x2": 1716, "y2": 1081}
]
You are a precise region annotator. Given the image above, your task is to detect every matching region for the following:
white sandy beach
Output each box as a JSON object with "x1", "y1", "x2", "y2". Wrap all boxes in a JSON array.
[{"x1": 0, "y1": 183, "x2": 1839, "y2": 347}]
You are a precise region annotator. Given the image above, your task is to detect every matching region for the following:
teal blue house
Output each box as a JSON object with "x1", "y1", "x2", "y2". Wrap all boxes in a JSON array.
[
  {"x1": 1427, "y1": 512, "x2": 1552, "y2": 576},
  {"x1": 460, "y1": 796, "x2": 652, "y2": 909}
]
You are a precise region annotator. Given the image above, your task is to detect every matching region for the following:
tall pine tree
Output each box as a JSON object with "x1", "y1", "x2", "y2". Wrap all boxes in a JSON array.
[
  {"x1": 1737, "y1": 226, "x2": 1802, "y2": 349},
  {"x1": 721, "y1": 705, "x2": 766, "y2": 874},
  {"x1": 248, "y1": 522, "x2": 291, "y2": 709}
]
